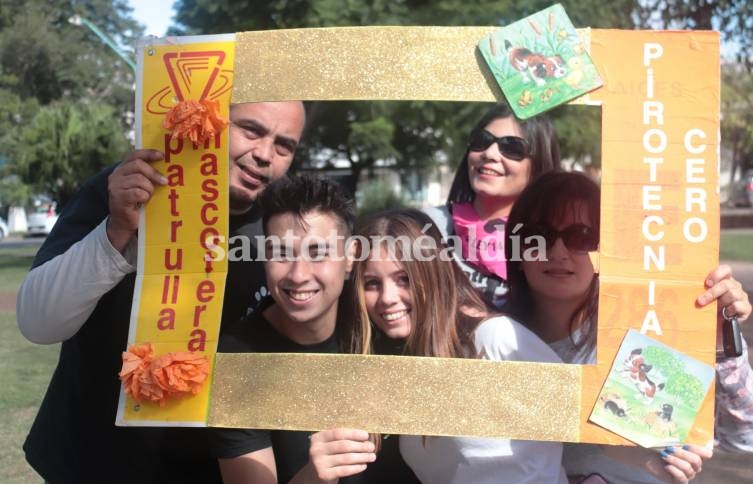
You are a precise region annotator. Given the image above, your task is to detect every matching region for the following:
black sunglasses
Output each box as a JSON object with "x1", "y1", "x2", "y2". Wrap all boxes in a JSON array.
[
  {"x1": 468, "y1": 129, "x2": 530, "y2": 161},
  {"x1": 520, "y1": 223, "x2": 598, "y2": 253}
]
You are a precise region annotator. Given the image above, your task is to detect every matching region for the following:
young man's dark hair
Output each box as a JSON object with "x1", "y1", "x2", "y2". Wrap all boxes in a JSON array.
[
  {"x1": 259, "y1": 174, "x2": 356, "y2": 238},
  {"x1": 259, "y1": 174, "x2": 358, "y2": 355}
]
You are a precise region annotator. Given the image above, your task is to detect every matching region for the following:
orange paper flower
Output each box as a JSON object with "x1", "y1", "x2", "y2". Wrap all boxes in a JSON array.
[
  {"x1": 119, "y1": 343, "x2": 210, "y2": 407},
  {"x1": 162, "y1": 99, "x2": 227, "y2": 145},
  {"x1": 119, "y1": 343, "x2": 162, "y2": 404},
  {"x1": 152, "y1": 351, "x2": 210, "y2": 398}
]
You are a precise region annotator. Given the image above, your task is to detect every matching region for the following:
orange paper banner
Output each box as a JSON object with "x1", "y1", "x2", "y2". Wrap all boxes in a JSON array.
[
  {"x1": 585, "y1": 29, "x2": 719, "y2": 444},
  {"x1": 117, "y1": 35, "x2": 235, "y2": 426}
]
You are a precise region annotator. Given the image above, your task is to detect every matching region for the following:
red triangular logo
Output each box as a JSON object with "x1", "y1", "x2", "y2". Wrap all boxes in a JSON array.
[{"x1": 163, "y1": 50, "x2": 228, "y2": 102}]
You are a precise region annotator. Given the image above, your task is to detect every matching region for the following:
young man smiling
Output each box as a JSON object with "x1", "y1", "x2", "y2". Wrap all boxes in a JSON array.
[{"x1": 211, "y1": 175, "x2": 373, "y2": 484}]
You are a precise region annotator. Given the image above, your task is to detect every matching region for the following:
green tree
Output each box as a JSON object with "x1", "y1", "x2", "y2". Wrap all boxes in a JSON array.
[
  {"x1": 300, "y1": 100, "x2": 472, "y2": 195},
  {"x1": 173, "y1": 0, "x2": 636, "y2": 35},
  {"x1": 643, "y1": 345, "x2": 685, "y2": 381},
  {"x1": 174, "y1": 0, "x2": 633, "y2": 193},
  {"x1": 0, "y1": 1, "x2": 141, "y2": 107},
  {"x1": 172, "y1": 0, "x2": 412, "y2": 34},
  {"x1": 550, "y1": 105, "x2": 601, "y2": 169},
  {"x1": 300, "y1": 102, "x2": 400, "y2": 194},
  {"x1": 641, "y1": 345, "x2": 709, "y2": 404},
  {"x1": 664, "y1": 372, "x2": 706, "y2": 406},
  {"x1": 0, "y1": 0, "x2": 142, "y2": 208},
  {"x1": 0, "y1": 176, "x2": 31, "y2": 209},
  {"x1": 357, "y1": 179, "x2": 406, "y2": 221},
  {"x1": 9, "y1": 100, "x2": 130, "y2": 207},
  {"x1": 635, "y1": 0, "x2": 753, "y2": 68},
  {"x1": 721, "y1": 63, "x2": 753, "y2": 188},
  {"x1": 630, "y1": 1, "x2": 753, "y2": 193}
]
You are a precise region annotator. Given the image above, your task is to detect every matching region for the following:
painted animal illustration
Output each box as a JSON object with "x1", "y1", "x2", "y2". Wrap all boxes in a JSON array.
[
  {"x1": 645, "y1": 403, "x2": 676, "y2": 437},
  {"x1": 622, "y1": 348, "x2": 665, "y2": 403},
  {"x1": 565, "y1": 56, "x2": 585, "y2": 89},
  {"x1": 599, "y1": 393, "x2": 628, "y2": 418},
  {"x1": 505, "y1": 40, "x2": 566, "y2": 86}
]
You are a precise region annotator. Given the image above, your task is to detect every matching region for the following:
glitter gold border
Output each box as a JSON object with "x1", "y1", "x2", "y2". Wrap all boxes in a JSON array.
[
  {"x1": 234, "y1": 26, "x2": 595, "y2": 104},
  {"x1": 234, "y1": 27, "x2": 499, "y2": 102},
  {"x1": 218, "y1": 27, "x2": 719, "y2": 445},
  {"x1": 210, "y1": 353, "x2": 581, "y2": 442}
]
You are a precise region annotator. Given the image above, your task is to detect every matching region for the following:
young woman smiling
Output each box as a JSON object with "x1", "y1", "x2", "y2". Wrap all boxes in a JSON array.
[
  {"x1": 503, "y1": 171, "x2": 753, "y2": 483},
  {"x1": 352, "y1": 209, "x2": 568, "y2": 483},
  {"x1": 425, "y1": 102, "x2": 560, "y2": 307}
]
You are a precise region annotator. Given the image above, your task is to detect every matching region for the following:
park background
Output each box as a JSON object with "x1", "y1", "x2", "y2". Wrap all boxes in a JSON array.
[{"x1": 1, "y1": 0, "x2": 753, "y2": 482}]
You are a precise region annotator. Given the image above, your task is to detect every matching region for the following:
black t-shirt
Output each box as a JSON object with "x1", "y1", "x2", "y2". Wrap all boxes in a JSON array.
[
  {"x1": 364, "y1": 434, "x2": 420, "y2": 484},
  {"x1": 23, "y1": 164, "x2": 268, "y2": 484},
  {"x1": 211, "y1": 306, "x2": 419, "y2": 484},
  {"x1": 211, "y1": 297, "x2": 367, "y2": 484},
  {"x1": 362, "y1": 330, "x2": 421, "y2": 484}
]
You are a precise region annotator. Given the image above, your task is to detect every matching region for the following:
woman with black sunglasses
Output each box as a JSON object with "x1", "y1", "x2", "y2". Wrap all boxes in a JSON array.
[
  {"x1": 503, "y1": 171, "x2": 753, "y2": 483},
  {"x1": 424, "y1": 103, "x2": 560, "y2": 308}
]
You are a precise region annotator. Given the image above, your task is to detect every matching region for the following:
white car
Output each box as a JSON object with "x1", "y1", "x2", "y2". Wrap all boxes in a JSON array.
[{"x1": 27, "y1": 205, "x2": 59, "y2": 236}]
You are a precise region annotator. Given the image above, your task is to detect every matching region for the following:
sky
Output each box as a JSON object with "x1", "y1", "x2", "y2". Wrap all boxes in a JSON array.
[{"x1": 128, "y1": 0, "x2": 176, "y2": 37}]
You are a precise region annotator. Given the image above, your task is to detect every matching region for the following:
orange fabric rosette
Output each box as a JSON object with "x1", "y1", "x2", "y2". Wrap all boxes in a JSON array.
[
  {"x1": 119, "y1": 343, "x2": 210, "y2": 407},
  {"x1": 162, "y1": 99, "x2": 228, "y2": 145}
]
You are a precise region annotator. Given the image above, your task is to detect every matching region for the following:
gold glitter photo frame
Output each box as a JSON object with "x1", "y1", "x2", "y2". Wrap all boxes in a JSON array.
[{"x1": 127, "y1": 27, "x2": 721, "y2": 447}]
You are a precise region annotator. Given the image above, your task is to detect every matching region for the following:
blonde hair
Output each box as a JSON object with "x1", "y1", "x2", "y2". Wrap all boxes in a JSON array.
[{"x1": 352, "y1": 209, "x2": 492, "y2": 358}]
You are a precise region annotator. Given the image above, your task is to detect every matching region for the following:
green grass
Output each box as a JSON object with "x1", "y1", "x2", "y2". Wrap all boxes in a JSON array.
[
  {"x1": 0, "y1": 243, "x2": 58, "y2": 483},
  {"x1": 0, "y1": 312, "x2": 58, "y2": 483},
  {"x1": 720, "y1": 232, "x2": 753, "y2": 262},
  {"x1": 592, "y1": 377, "x2": 697, "y2": 448},
  {"x1": 0, "y1": 246, "x2": 37, "y2": 292}
]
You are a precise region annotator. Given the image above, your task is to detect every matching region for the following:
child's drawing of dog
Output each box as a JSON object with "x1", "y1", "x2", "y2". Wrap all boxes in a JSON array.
[{"x1": 505, "y1": 40, "x2": 566, "y2": 86}]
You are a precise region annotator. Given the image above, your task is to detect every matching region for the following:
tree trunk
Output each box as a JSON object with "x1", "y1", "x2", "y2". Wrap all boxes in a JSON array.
[{"x1": 342, "y1": 162, "x2": 364, "y2": 199}]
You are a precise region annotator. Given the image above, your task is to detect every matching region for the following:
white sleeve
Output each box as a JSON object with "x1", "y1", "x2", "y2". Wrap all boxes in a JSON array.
[
  {"x1": 16, "y1": 218, "x2": 136, "y2": 344},
  {"x1": 473, "y1": 316, "x2": 563, "y2": 364},
  {"x1": 422, "y1": 206, "x2": 452, "y2": 239}
]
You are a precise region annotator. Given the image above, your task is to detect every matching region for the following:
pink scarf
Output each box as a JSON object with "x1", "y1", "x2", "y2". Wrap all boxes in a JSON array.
[{"x1": 451, "y1": 203, "x2": 507, "y2": 280}]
